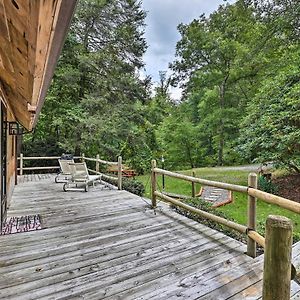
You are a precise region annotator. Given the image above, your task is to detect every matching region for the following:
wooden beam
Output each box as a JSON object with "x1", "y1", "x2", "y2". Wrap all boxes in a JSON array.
[
  {"x1": 247, "y1": 173, "x2": 257, "y2": 258},
  {"x1": 27, "y1": 0, "x2": 40, "y2": 93},
  {"x1": 262, "y1": 215, "x2": 292, "y2": 300},
  {"x1": 154, "y1": 167, "x2": 248, "y2": 193},
  {"x1": 32, "y1": 0, "x2": 78, "y2": 129},
  {"x1": 248, "y1": 188, "x2": 300, "y2": 214},
  {"x1": 155, "y1": 191, "x2": 248, "y2": 234},
  {"x1": 0, "y1": 0, "x2": 77, "y2": 130},
  {"x1": 151, "y1": 160, "x2": 157, "y2": 208},
  {"x1": 31, "y1": 0, "x2": 59, "y2": 106}
]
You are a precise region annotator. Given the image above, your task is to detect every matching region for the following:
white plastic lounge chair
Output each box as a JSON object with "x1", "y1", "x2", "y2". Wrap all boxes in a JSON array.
[
  {"x1": 55, "y1": 159, "x2": 74, "y2": 183},
  {"x1": 63, "y1": 162, "x2": 101, "y2": 192}
]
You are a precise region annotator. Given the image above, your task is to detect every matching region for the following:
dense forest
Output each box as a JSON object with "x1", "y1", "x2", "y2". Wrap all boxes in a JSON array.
[{"x1": 24, "y1": 0, "x2": 300, "y2": 174}]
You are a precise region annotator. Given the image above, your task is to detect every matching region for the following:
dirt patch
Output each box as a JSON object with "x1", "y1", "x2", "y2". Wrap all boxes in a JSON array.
[{"x1": 273, "y1": 174, "x2": 300, "y2": 203}]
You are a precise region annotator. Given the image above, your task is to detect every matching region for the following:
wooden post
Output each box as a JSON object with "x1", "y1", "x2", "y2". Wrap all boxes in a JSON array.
[
  {"x1": 247, "y1": 173, "x2": 257, "y2": 258},
  {"x1": 192, "y1": 170, "x2": 196, "y2": 198},
  {"x1": 82, "y1": 153, "x2": 85, "y2": 162},
  {"x1": 96, "y1": 154, "x2": 100, "y2": 173},
  {"x1": 262, "y1": 215, "x2": 293, "y2": 300},
  {"x1": 117, "y1": 156, "x2": 122, "y2": 190},
  {"x1": 151, "y1": 160, "x2": 157, "y2": 208},
  {"x1": 20, "y1": 153, "x2": 23, "y2": 176}
]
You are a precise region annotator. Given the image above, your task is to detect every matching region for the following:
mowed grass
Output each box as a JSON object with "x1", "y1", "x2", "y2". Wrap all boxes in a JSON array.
[{"x1": 137, "y1": 167, "x2": 300, "y2": 240}]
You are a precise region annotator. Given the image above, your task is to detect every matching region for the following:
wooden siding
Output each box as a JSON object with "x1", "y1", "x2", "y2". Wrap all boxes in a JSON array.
[
  {"x1": 0, "y1": 174, "x2": 299, "y2": 299},
  {"x1": 0, "y1": 0, "x2": 77, "y2": 129}
]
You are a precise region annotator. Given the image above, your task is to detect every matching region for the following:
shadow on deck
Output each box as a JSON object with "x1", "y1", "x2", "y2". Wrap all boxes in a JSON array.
[{"x1": 0, "y1": 174, "x2": 299, "y2": 299}]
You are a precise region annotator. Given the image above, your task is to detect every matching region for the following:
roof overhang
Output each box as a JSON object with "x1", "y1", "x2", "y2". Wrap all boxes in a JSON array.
[{"x1": 0, "y1": 0, "x2": 77, "y2": 130}]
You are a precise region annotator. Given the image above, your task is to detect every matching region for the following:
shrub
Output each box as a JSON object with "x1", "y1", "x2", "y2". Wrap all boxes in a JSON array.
[
  {"x1": 122, "y1": 179, "x2": 145, "y2": 196},
  {"x1": 258, "y1": 175, "x2": 278, "y2": 194},
  {"x1": 173, "y1": 198, "x2": 246, "y2": 244},
  {"x1": 104, "y1": 177, "x2": 145, "y2": 196}
]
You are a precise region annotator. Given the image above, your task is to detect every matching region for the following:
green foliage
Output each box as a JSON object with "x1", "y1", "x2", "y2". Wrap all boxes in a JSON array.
[
  {"x1": 156, "y1": 107, "x2": 200, "y2": 169},
  {"x1": 174, "y1": 198, "x2": 245, "y2": 243},
  {"x1": 24, "y1": 0, "x2": 154, "y2": 173},
  {"x1": 258, "y1": 176, "x2": 278, "y2": 194},
  {"x1": 104, "y1": 177, "x2": 145, "y2": 196},
  {"x1": 138, "y1": 166, "x2": 300, "y2": 242},
  {"x1": 24, "y1": 0, "x2": 300, "y2": 176},
  {"x1": 239, "y1": 48, "x2": 300, "y2": 173},
  {"x1": 170, "y1": 0, "x2": 277, "y2": 166},
  {"x1": 122, "y1": 179, "x2": 145, "y2": 196}
]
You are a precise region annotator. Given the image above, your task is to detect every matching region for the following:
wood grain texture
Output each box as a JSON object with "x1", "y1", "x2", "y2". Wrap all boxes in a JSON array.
[
  {"x1": 0, "y1": 175, "x2": 298, "y2": 299},
  {"x1": 0, "y1": 0, "x2": 76, "y2": 129}
]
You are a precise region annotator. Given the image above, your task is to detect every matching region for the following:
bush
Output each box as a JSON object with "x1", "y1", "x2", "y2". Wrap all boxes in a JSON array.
[
  {"x1": 104, "y1": 177, "x2": 145, "y2": 196},
  {"x1": 122, "y1": 179, "x2": 145, "y2": 196},
  {"x1": 258, "y1": 175, "x2": 278, "y2": 194},
  {"x1": 173, "y1": 198, "x2": 246, "y2": 244}
]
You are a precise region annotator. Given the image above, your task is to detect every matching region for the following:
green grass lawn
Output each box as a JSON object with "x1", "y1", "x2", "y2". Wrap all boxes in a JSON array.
[{"x1": 137, "y1": 167, "x2": 300, "y2": 241}]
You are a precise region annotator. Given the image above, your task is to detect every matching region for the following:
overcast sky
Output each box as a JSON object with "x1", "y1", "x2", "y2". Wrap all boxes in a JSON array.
[{"x1": 141, "y1": 0, "x2": 234, "y2": 99}]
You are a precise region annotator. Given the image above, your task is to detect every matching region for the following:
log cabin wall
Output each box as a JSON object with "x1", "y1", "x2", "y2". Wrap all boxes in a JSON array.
[
  {"x1": 6, "y1": 109, "x2": 16, "y2": 208},
  {"x1": 0, "y1": 97, "x2": 17, "y2": 212}
]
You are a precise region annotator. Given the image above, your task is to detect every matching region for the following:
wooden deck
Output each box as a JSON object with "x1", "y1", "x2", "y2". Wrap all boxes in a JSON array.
[{"x1": 0, "y1": 174, "x2": 299, "y2": 299}]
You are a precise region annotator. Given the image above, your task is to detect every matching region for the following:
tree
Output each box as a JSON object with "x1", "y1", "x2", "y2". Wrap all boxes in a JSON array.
[
  {"x1": 239, "y1": 48, "x2": 300, "y2": 173},
  {"x1": 156, "y1": 105, "x2": 200, "y2": 169},
  {"x1": 171, "y1": 0, "x2": 278, "y2": 165},
  {"x1": 25, "y1": 0, "x2": 151, "y2": 171}
]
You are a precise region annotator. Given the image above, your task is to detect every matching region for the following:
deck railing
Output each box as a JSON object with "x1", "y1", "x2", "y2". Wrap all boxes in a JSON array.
[
  {"x1": 17, "y1": 154, "x2": 123, "y2": 190},
  {"x1": 82, "y1": 153, "x2": 122, "y2": 190},
  {"x1": 16, "y1": 155, "x2": 298, "y2": 298},
  {"x1": 151, "y1": 159, "x2": 299, "y2": 299}
]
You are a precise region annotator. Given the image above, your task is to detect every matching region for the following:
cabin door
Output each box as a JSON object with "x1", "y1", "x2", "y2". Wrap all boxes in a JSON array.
[{"x1": 0, "y1": 103, "x2": 7, "y2": 230}]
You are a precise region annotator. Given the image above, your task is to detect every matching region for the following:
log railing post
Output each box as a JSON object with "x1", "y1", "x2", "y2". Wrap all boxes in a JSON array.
[
  {"x1": 262, "y1": 215, "x2": 293, "y2": 300},
  {"x1": 117, "y1": 156, "x2": 122, "y2": 190},
  {"x1": 247, "y1": 173, "x2": 258, "y2": 257},
  {"x1": 96, "y1": 154, "x2": 100, "y2": 173},
  {"x1": 82, "y1": 153, "x2": 85, "y2": 162},
  {"x1": 192, "y1": 170, "x2": 196, "y2": 198},
  {"x1": 151, "y1": 160, "x2": 157, "y2": 208},
  {"x1": 20, "y1": 153, "x2": 23, "y2": 176}
]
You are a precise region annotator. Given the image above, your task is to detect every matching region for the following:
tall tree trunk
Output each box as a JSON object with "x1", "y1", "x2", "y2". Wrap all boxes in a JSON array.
[
  {"x1": 184, "y1": 139, "x2": 194, "y2": 169},
  {"x1": 74, "y1": 132, "x2": 82, "y2": 156},
  {"x1": 218, "y1": 74, "x2": 229, "y2": 166},
  {"x1": 76, "y1": 26, "x2": 90, "y2": 155},
  {"x1": 218, "y1": 127, "x2": 224, "y2": 166}
]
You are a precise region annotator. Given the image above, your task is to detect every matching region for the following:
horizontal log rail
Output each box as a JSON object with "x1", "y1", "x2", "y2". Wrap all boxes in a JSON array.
[
  {"x1": 17, "y1": 156, "x2": 82, "y2": 160},
  {"x1": 154, "y1": 167, "x2": 248, "y2": 193},
  {"x1": 83, "y1": 154, "x2": 122, "y2": 190},
  {"x1": 151, "y1": 159, "x2": 298, "y2": 297},
  {"x1": 248, "y1": 188, "x2": 300, "y2": 214},
  {"x1": 21, "y1": 166, "x2": 60, "y2": 171},
  {"x1": 88, "y1": 168, "x2": 118, "y2": 182},
  {"x1": 17, "y1": 154, "x2": 82, "y2": 175},
  {"x1": 18, "y1": 153, "x2": 123, "y2": 190},
  {"x1": 84, "y1": 157, "x2": 118, "y2": 166},
  {"x1": 154, "y1": 191, "x2": 266, "y2": 248},
  {"x1": 153, "y1": 167, "x2": 300, "y2": 215},
  {"x1": 155, "y1": 191, "x2": 248, "y2": 234}
]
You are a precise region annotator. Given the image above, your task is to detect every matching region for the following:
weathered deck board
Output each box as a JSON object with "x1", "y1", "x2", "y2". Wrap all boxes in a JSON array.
[
  {"x1": 0, "y1": 174, "x2": 298, "y2": 299},
  {"x1": 228, "y1": 241, "x2": 300, "y2": 300}
]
